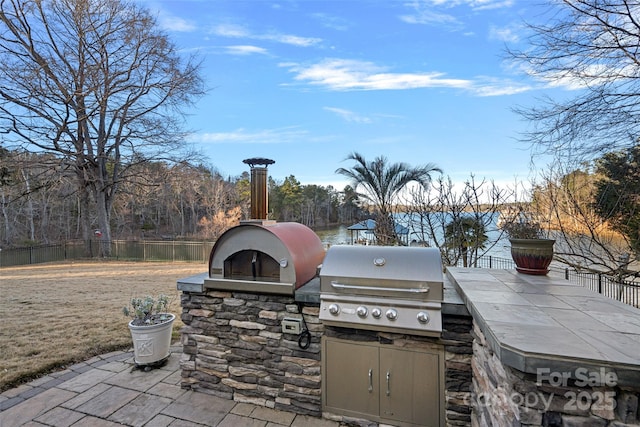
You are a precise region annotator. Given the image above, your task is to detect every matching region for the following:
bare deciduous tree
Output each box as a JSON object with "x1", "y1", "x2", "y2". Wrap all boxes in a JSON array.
[
  {"x1": 509, "y1": 0, "x2": 640, "y2": 162},
  {"x1": 0, "y1": 0, "x2": 204, "y2": 255},
  {"x1": 532, "y1": 162, "x2": 636, "y2": 276},
  {"x1": 405, "y1": 175, "x2": 513, "y2": 267}
]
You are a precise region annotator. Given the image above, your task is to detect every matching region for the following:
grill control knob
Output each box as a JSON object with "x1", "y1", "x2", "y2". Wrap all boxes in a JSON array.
[
  {"x1": 417, "y1": 311, "x2": 430, "y2": 324},
  {"x1": 386, "y1": 308, "x2": 398, "y2": 321},
  {"x1": 371, "y1": 308, "x2": 382, "y2": 319},
  {"x1": 328, "y1": 304, "x2": 340, "y2": 316},
  {"x1": 356, "y1": 306, "x2": 368, "y2": 318}
]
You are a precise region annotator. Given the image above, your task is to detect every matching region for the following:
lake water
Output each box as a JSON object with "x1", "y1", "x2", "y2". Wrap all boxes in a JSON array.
[
  {"x1": 313, "y1": 218, "x2": 512, "y2": 259},
  {"x1": 314, "y1": 225, "x2": 355, "y2": 246}
]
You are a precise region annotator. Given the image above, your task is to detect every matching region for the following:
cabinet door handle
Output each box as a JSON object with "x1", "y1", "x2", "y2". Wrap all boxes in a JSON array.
[
  {"x1": 386, "y1": 371, "x2": 391, "y2": 396},
  {"x1": 368, "y1": 369, "x2": 373, "y2": 393}
]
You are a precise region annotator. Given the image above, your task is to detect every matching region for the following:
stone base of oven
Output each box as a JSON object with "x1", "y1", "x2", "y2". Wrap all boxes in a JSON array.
[
  {"x1": 179, "y1": 287, "x2": 473, "y2": 427},
  {"x1": 179, "y1": 290, "x2": 324, "y2": 416}
]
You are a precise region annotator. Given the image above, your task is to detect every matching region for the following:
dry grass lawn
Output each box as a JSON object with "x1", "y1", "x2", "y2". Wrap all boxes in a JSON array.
[{"x1": 0, "y1": 260, "x2": 206, "y2": 392}]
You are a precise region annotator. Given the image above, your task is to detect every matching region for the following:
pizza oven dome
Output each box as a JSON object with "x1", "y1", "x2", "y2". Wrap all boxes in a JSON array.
[{"x1": 206, "y1": 221, "x2": 325, "y2": 295}]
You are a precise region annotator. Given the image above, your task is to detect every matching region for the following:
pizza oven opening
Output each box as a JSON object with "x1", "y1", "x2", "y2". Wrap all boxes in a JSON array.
[{"x1": 223, "y1": 249, "x2": 280, "y2": 282}]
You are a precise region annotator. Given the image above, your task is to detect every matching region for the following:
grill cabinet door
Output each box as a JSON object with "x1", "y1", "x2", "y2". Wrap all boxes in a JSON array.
[
  {"x1": 323, "y1": 337, "x2": 444, "y2": 427},
  {"x1": 324, "y1": 339, "x2": 379, "y2": 416},
  {"x1": 380, "y1": 348, "x2": 441, "y2": 426}
]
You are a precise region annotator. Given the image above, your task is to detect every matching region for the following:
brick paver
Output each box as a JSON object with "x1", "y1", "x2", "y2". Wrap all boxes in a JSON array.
[
  {"x1": 0, "y1": 347, "x2": 345, "y2": 427},
  {"x1": 250, "y1": 406, "x2": 296, "y2": 425},
  {"x1": 0, "y1": 387, "x2": 76, "y2": 426}
]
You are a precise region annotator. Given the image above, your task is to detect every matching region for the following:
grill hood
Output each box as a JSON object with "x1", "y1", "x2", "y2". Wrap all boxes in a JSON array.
[{"x1": 320, "y1": 245, "x2": 444, "y2": 301}]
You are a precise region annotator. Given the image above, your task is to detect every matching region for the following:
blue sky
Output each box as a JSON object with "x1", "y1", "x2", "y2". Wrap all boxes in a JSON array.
[{"x1": 144, "y1": 0, "x2": 565, "y2": 190}]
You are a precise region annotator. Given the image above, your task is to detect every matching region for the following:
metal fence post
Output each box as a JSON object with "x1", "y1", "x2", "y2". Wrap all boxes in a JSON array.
[{"x1": 598, "y1": 273, "x2": 602, "y2": 294}]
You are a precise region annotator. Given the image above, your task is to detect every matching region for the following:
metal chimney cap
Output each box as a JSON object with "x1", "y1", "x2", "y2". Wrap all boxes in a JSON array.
[{"x1": 243, "y1": 158, "x2": 275, "y2": 168}]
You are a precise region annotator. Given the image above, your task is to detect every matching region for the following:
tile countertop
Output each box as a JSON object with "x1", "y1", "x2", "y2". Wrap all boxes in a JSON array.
[{"x1": 446, "y1": 267, "x2": 640, "y2": 387}]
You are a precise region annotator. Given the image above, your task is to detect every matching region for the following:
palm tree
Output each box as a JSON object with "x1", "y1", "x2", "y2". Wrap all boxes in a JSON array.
[{"x1": 336, "y1": 152, "x2": 442, "y2": 245}]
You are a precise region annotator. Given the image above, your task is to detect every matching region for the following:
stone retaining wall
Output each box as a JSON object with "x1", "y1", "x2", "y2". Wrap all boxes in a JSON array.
[
  {"x1": 179, "y1": 287, "x2": 474, "y2": 426},
  {"x1": 471, "y1": 321, "x2": 640, "y2": 427}
]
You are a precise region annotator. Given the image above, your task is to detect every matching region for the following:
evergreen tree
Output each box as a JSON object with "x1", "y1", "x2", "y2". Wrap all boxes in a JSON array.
[{"x1": 594, "y1": 145, "x2": 640, "y2": 255}]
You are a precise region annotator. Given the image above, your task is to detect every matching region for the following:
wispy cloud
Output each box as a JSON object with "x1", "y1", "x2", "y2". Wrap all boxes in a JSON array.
[
  {"x1": 269, "y1": 34, "x2": 321, "y2": 47},
  {"x1": 213, "y1": 23, "x2": 250, "y2": 38},
  {"x1": 472, "y1": 79, "x2": 532, "y2": 96},
  {"x1": 158, "y1": 12, "x2": 197, "y2": 32},
  {"x1": 534, "y1": 64, "x2": 623, "y2": 91},
  {"x1": 282, "y1": 59, "x2": 471, "y2": 91},
  {"x1": 211, "y1": 23, "x2": 321, "y2": 47},
  {"x1": 408, "y1": 0, "x2": 513, "y2": 10},
  {"x1": 189, "y1": 127, "x2": 308, "y2": 144},
  {"x1": 400, "y1": 0, "x2": 514, "y2": 30},
  {"x1": 399, "y1": 9, "x2": 462, "y2": 30},
  {"x1": 282, "y1": 58, "x2": 531, "y2": 96},
  {"x1": 324, "y1": 107, "x2": 372, "y2": 124},
  {"x1": 512, "y1": 62, "x2": 616, "y2": 91},
  {"x1": 224, "y1": 45, "x2": 269, "y2": 56},
  {"x1": 489, "y1": 24, "x2": 520, "y2": 43},
  {"x1": 311, "y1": 13, "x2": 350, "y2": 31},
  {"x1": 470, "y1": 0, "x2": 514, "y2": 11}
]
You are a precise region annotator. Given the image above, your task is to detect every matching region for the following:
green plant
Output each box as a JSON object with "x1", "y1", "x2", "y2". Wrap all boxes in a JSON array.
[
  {"x1": 502, "y1": 219, "x2": 543, "y2": 239},
  {"x1": 123, "y1": 294, "x2": 171, "y2": 326}
]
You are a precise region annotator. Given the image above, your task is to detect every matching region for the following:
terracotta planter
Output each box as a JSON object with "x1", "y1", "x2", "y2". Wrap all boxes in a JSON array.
[
  {"x1": 128, "y1": 313, "x2": 175, "y2": 367},
  {"x1": 509, "y1": 238, "x2": 555, "y2": 275}
]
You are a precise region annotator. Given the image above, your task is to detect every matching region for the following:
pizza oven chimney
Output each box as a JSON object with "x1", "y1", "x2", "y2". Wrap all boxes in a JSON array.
[{"x1": 243, "y1": 157, "x2": 274, "y2": 221}]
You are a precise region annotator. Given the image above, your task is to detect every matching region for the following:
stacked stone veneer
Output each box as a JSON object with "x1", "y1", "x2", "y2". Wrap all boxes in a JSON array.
[
  {"x1": 443, "y1": 314, "x2": 474, "y2": 427},
  {"x1": 180, "y1": 290, "x2": 324, "y2": 416},
  {"x1": 179, "y1": 287, "x2": 474, "y2": 426},
  {"x1": 471, "y1": 321, "x2": 640, "y2": 427}
]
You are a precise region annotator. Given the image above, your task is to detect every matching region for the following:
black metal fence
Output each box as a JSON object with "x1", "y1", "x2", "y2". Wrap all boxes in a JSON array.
[
  {"x1": 0, "y1": 240, "x2": 213, "y2": 267},
  {"x1": 563, "y1": 268, "x2": 640, "y2": 308},
  {"x1": 2, "y1": 241, "x2": 638, "y2": 308},
  {"x1": 452, "y1": 255, "x2": 517, "y2": 270}
]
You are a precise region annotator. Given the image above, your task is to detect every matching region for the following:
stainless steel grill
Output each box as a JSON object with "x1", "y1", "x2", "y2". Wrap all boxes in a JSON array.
[{"x1": 319, "y1": 245, "x2": 444, "y2": 336}]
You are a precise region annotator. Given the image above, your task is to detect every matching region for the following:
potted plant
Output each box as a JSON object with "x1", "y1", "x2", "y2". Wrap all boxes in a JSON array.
[
  {"x1": 123, "y1": 294, "x2": 175, "y2": 368},
  {"x1": 502, "y1": 215, "x2": 555, "y2": 275}
]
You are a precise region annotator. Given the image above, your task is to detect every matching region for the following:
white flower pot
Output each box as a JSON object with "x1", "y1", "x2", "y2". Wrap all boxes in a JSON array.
[{"x1": 128, "y1": 313, "x2": 175, "y2": 366}]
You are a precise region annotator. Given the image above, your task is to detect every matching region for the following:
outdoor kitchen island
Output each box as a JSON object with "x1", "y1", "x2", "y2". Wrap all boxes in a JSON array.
[
  {"x1": 177, "y1": 264, "x2": 640, "y2": 427},
  {"x1": 446, "y1": 267, "x2": 640, "y2": 427},
  {"x1": 176, "y1": 258, "x2": 474, "y2": 427}
]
